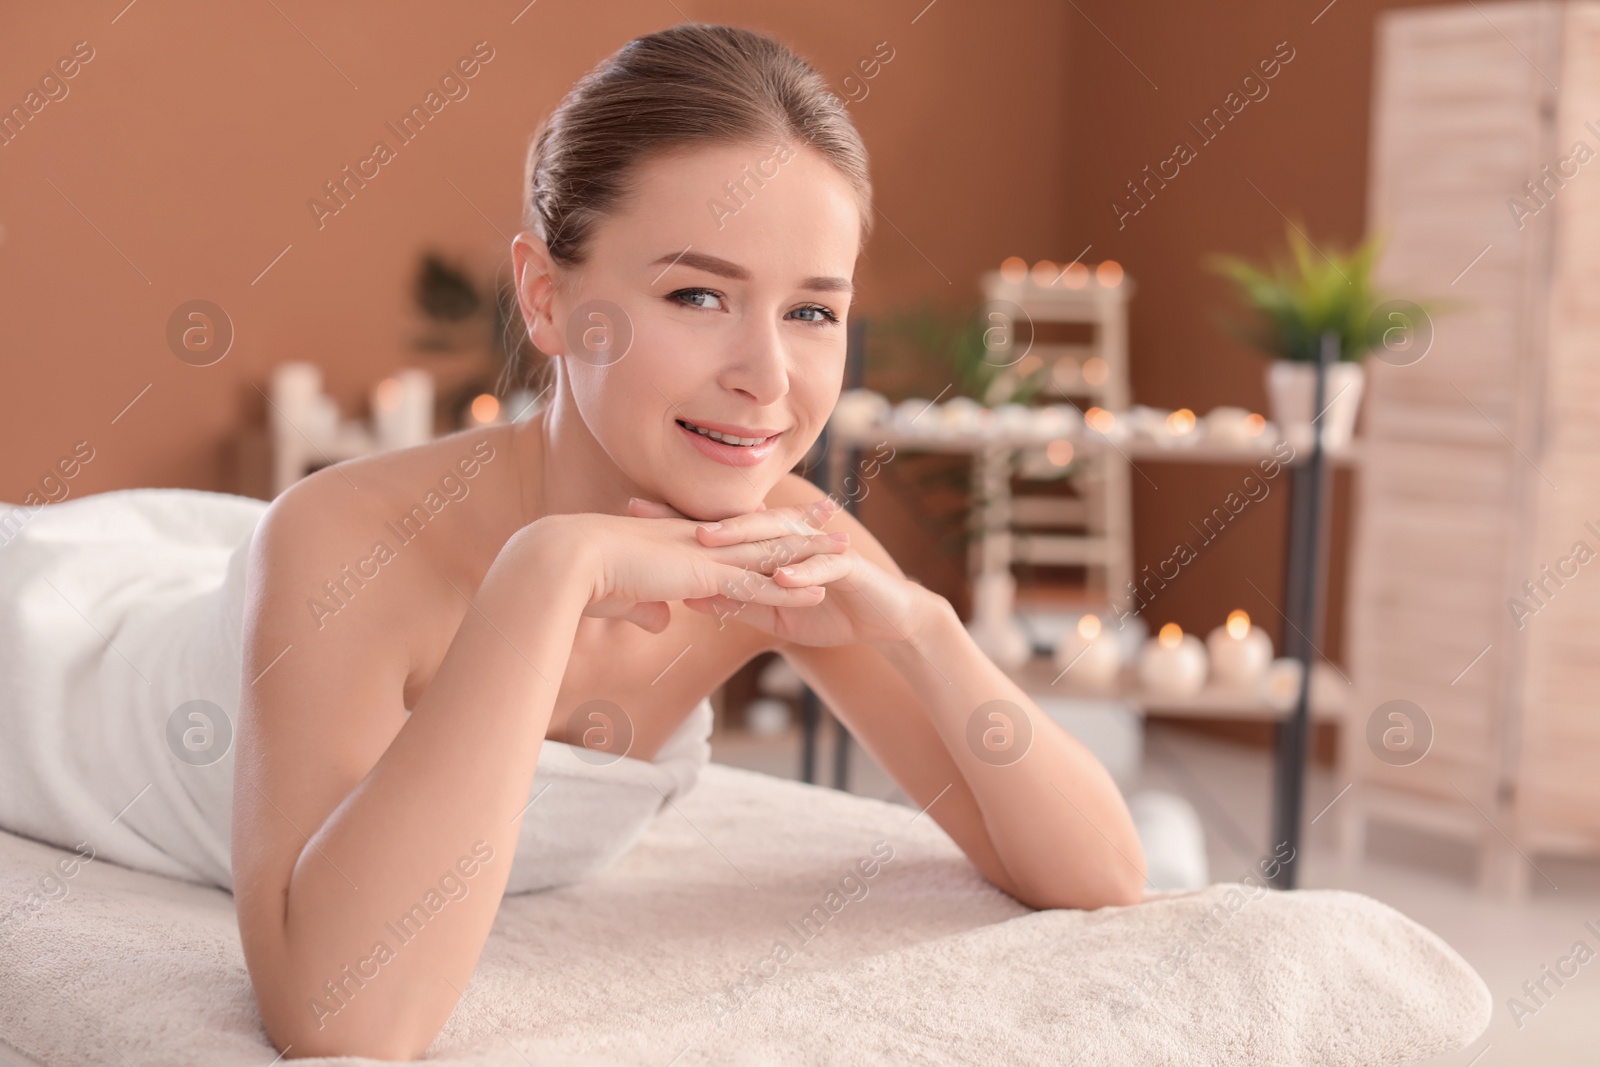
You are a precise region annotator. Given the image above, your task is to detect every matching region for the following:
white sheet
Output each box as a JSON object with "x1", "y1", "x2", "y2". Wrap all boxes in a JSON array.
[{"x1": 0, "y1": 761, "x2": 1491, "y2": 1066}]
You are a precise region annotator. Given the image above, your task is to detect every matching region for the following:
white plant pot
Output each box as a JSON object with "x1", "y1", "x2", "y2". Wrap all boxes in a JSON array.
[{"x1": 1265, "y1": 360, "x2": 1365, "y2": 450}]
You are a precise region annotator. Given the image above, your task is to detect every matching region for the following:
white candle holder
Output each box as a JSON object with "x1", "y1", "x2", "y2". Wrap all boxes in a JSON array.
[
  {"x1": 1053, "y1": 613, "x2": 1122, "y2": 689},
  {"x1": 1206, "y1": 610, "x2": 1275, "y2": 687},
  {"x1": 832, "y1": 388, "x2": 889, "y2": 434},
  {"x1": 1139, "y1": 623, "x2": 1208, "y2": 698},
  {"x1": 1260, "y1": 657, "x2": 1305, "y2": 713}
]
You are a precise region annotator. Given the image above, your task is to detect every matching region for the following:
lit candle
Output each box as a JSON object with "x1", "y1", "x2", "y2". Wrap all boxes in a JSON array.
[
  {"x1": 891, "y1": 397, "x2": 935, "y2": 432},
  {"x1": 1202, "y1": 406, "x2": 1255, "y2": 447},
  {"x1": 371, "y1": 369, "x2": 435, "y2": 451},
  {"x1": 1206, "y1": 610, "x2": 1274, "y2": 687},
  {"x1": 396, "y1": 369, "x2": 435, "y2": 446},
  {"x1": 1054, "y1": 613, "x2": 1122, "y2": 689},
  {"x1": 1139, "y1": 622, "x2": 1208, "y2": 697},
  {"x1": 937, "y1": 396, "x2": 981, "y2": 432},
  {"x1": 1165, "y1": 408, "x2": 1197, "y2": 436},
  {"x1": 372, "y1": 377, "x2": 405, "y2": 450},
  {"x1": 1260, "y1": 657, "x2": 1305, "y2": 713},
  {"x1": 832, "y1": 388, "x2": 888, "y2": 434},
  {"x1": 467, "y1": 393, "x2": 501, "y2": 426}
]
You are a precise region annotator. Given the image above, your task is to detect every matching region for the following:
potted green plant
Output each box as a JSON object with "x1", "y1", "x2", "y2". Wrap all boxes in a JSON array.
[
  {"x1": 1207, "y1": 223, "x2": 1423, "y2": 449},
  {"x1": 874, "y1": 299, "x2": 1052, "y2": 407}
]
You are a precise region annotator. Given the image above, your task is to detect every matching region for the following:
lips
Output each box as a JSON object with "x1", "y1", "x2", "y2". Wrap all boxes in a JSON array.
[
  {"x1": 674, "y1": 417, "x2": 781, "y2": 446},
  {"x1": 674, "y1": 418, "x2": 783, "y2": 468}
]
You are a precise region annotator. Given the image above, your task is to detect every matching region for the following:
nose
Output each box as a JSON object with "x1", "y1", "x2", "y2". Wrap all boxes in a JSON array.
[{"x1": 718, "y1": 311, "x2": 790, "y2": 406}]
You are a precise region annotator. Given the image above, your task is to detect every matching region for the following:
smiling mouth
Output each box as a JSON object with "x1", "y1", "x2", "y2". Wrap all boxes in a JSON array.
[{"x1": 675, "y1": 419, "x2": 777, "y2": 447}]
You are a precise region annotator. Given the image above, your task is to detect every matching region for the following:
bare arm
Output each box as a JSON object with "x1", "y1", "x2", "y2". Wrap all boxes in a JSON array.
[
  {"x1": 235, "y1": 478, "x2": 838, "y2": 1060},
  {"x1": 236, "y1": 508, "x2": 593, "y2": 1060},
  {"x1": 871, "y1": 592, "x2": 1148, "y2": 909},
  {"x1": 744, "y1": 474, "x2": 1147, "y2": 911}
]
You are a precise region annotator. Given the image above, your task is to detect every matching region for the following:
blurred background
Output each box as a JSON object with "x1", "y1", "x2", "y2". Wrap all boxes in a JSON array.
[{"x1": 3, "y1": 2, "x2": 1598, "y2": 1062}]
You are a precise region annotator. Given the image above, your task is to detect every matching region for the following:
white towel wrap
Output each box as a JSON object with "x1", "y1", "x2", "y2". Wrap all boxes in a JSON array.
[{"x1": 0, "y1": 488, "x2": 713, "y2": 896}]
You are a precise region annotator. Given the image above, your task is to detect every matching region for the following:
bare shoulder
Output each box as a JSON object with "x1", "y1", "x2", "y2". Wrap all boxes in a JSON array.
[
  {"x1": 763, "y1": 471, "x2": 906, "y2": 580},
  {"x1": 233, "y1": 428, "x2": 520, "y2": 912},
  {"x1": 242, "y1": 425, "x2": 520, "y2": 698},
  {"x1": 250, "y1": 426, "x2": 514, "y2": 590}
]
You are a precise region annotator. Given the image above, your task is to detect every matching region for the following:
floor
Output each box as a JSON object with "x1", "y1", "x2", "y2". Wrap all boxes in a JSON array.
[{"x1": 712, "y1": 717, "x2": 1600, "y2": 1067}]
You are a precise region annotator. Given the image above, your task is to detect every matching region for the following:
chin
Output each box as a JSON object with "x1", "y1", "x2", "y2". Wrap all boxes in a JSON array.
[{"x1": 664, "y1": 484, "x2": 773, "y2": 523}]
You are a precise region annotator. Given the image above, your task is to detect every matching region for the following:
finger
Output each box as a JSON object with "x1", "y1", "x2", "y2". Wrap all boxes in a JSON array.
[
  {"x1": 695, "y1": 496, "x2": 839, "y2": 546},
  {"x1": 773, "y1": 550, "x2": 856, "y2": 588},
  {"x1": 714, "y1": 530, "x2": 850, "y2": 574},
  {"x1": 709, "y1": 564, "x2": 828, "y2": 608},
  {"x1": 685, "y1": 594, "x2": 788, "y2": 633}
]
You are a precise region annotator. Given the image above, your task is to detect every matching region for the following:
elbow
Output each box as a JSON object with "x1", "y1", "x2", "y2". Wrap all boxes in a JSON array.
[
  {"x1": 1098, "y1": 861, "x2": 1148, "y2": 909},
  {"x1": 1093, "y1": 842, "x2": 1149, "y2": 908},
  {"x1": 1011, "y1": 852, "x2": 1148, "y2": 912},
  {"x1": 267, "y1": 1016, "x2": 435, "y2": 1062},
  {"x1": 257, "y1": 975, "x2": 441, "y2": 1062}
]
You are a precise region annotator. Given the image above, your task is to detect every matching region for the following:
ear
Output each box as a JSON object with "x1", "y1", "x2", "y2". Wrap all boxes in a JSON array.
[{"x1": 512, "y1": 231, "x2": 563, "y2": 356}]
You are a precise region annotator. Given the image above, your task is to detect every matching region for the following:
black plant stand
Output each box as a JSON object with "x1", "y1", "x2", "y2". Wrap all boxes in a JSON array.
[{"x1": 1267, "y1": 331, "x2": 1337, "y2": 889}]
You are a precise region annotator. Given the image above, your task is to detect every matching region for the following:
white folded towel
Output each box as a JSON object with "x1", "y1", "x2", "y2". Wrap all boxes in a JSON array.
[{"x1": 0, "y1": 488, "x2": 713, "y2": 896}]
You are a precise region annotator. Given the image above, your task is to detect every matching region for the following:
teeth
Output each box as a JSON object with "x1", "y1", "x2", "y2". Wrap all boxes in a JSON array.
[{"x1": 680, "y1": 419, "x2": 768, "y2": 447}]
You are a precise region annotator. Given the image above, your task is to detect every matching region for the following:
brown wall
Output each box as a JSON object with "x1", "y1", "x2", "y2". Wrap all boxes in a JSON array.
[
  {"x1": 0, "y1": 0, "x2": 1069, "y2": 501},
  {"x1": 1058, "y1": 0, "x2": 1476, "y2": 665},
  {"x1": 2, "y1": 0, "x2": 1480, "y2": 666}
]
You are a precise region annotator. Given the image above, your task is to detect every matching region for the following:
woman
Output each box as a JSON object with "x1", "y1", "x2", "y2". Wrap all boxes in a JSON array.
[{"x1": 1, "y1": 22, "x2": 1145, "y2": 1061}]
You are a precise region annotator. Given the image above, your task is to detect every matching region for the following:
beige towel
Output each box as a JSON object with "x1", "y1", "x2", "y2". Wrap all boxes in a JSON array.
[{"x1": 0, "y1": 763, "x2": 1489, "y2": 1066}]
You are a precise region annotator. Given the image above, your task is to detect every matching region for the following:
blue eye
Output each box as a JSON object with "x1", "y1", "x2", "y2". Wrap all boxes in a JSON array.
[
  {"x1": 789, "y1": 304, "x2": 840, "y2": 326},
  {"x1": 670, "y1": 287, "x2": 724, "y2": 311},
  {"x1": 667, "y1": 288, "x2": 840, "y2": 326}
]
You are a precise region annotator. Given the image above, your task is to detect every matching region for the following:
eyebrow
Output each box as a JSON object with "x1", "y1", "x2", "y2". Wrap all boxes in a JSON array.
[{"x1": 649, "y1": 249, "x2": 854, "y2": 296}]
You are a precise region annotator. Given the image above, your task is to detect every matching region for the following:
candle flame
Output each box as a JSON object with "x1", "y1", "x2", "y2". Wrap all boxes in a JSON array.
[
  {"x1": 469, "y1": 393, "x2": 500, "y2": 424},
  {"x1": 1158, "y1": 623, "x2": 1182, "y2": 648},
  {"x1": 1095, "y1": 260, "x2": 1124, "y2": 286},
  {"x1": 1000, "y1": 256, "x2": 1029, "y2": 283},
  {"x1": 1077, "y1": 614, "x2": 1102, "y2": 639},
  {"x1": 1086, "y1": 407, "x2": 1115, "y2": 433},
  {"x1": 374, "y1": 377, "x2": 402, "y2": 411},
  {"x1": 1166, "y1": 408, "x2": 1196, "y2": 434},
  {"x1": 1226, "y1": 610, "x2": 1251, "y2": 639},
  {"x1": 1031, "y1": 260, "x2": 1058, "y2": 286},
  {"x1": 1245, "y1": 413, "x2": 1266, "y2": 436},
  {"x1": 1047, "y1": 439, "x2": 1075, "y2": 466}
]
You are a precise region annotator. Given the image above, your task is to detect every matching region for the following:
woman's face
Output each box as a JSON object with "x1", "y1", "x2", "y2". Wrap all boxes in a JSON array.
[{"x1": 517, "y1": 140, "x2": 861, "y2": 521}]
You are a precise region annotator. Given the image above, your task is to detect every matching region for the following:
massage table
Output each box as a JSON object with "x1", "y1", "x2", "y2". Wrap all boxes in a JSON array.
[{"x1": 0, "y1": 762, "x2": 1489, "y2": 1065}]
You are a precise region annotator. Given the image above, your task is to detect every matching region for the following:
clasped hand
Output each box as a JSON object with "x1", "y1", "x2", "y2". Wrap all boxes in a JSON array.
[{"x1": 576, "y1": 495, "x2": 929, "y2": 650}]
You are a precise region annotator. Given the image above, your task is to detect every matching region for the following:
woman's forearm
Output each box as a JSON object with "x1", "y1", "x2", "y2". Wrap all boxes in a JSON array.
[
  {"x1": 876, "y1": 592, "x2": 1148, "y2": 910},
  {"x1": 267, "y1": 523, "x2": 594, "y2": 1059}
]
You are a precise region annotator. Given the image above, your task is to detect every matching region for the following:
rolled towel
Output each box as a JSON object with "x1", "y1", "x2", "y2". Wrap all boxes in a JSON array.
[{"x1": 1127, "y1": 789, "x2": 1210, "y2": 891}]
